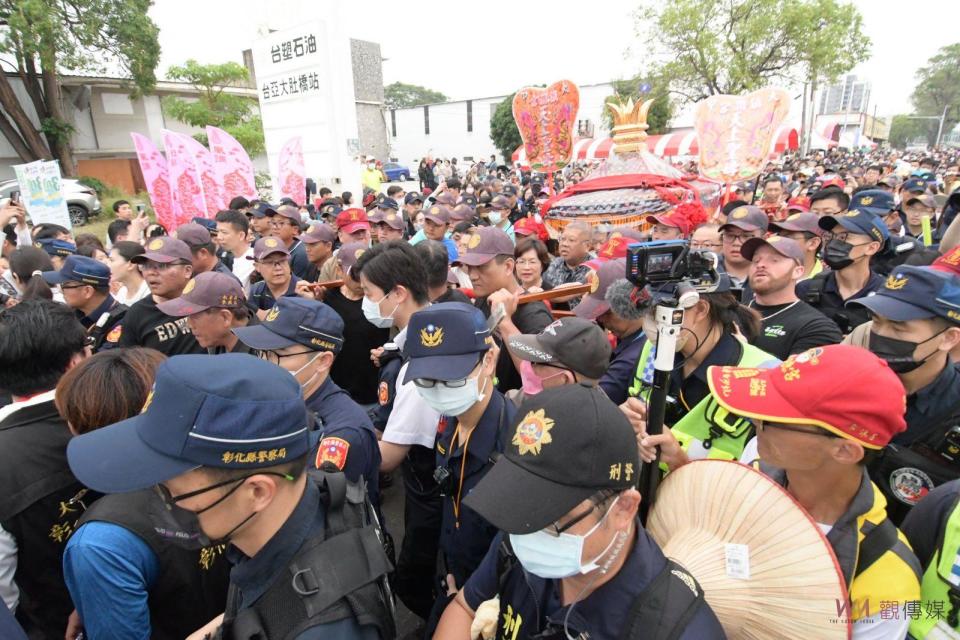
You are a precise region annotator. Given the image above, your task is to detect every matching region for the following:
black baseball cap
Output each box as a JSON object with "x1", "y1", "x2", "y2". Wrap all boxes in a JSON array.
[
  {"x1": 506, "y1": 318, "x2": 612, "y2": 379},
  {"x1": 404, "y1": 192, "x2": 424, "y2": 205},
  {"x1": 463, "y1": 383, "x2": 639, "y2": 534}
]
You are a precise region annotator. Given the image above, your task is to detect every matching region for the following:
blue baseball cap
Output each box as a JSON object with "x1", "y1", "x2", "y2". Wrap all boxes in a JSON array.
[
  {"x1": 35, "y1": 238, "x2": 76, "y2": 258},
  {"x1": 849, "y1": 190, "x2": 895, "y2": 216},
  {"x1": 232, "y1": 297, "x2": 344, "y2": 353},
  {"x1": 66, "y1": 354, "x2": 316, "y2": 493},
  {"x1": 818, "y1": 210, "x2": 889, "y2": 247},
  {"x1": 250, "y1": 202, "x2": 278, "y2": 218},
  {"x1": 403, "y1": 302, "x2": 492, "y2": 383},
  {"x1": 903, "y1": 178, "x2": 927, "y2": 194},
  {"x1": 42, "y1": 255, "x2": 110, "y2": 287},
  {"x1": 848, "y1": 266, "x2": 960, "y2": 324}
]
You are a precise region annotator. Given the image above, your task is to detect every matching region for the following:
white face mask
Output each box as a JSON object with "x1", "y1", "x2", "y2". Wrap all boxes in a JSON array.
[
  {"x1": 290, "y1": 352, "x2": 323, "y2": 391},
  {"x1": 509, "y1": 496, "x2": 624, "y2": 579},
  {"x1": 416, "y1": 376, "x2": 487, "y2": 416},
  {"x1": 362, "y1": 292, "x2": 398, "y2": 329},
  {"x1": 488, "y1": 211, "x2": 503, "y2": 225}
]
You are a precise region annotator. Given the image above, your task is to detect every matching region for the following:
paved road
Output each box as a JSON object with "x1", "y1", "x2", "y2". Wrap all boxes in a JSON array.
[{"x1": 380, "y1": 472, "x2": 427, "y2": 640}]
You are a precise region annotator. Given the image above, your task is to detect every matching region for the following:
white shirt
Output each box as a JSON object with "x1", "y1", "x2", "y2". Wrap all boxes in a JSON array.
[
  {"x1": 0, "y1": 389, "x2": 58, "y2": 611},
  {"x1": 381, "y1": 327, "x2": 441, "y2": 448},
  {"x1": 232, "y1": 246, "x2": 256, "y2": 291},
  {"x1": 115, "y1": 280, "x2": 150, "y2": 306}
]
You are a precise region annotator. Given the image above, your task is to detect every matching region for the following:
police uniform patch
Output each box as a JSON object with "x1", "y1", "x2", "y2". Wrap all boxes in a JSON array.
[
  {"x1": 316, "y1": 437, "x2": 350, "y2": 470},
  {"x1": 183, "y1": 278, "x2": 196, "y2": 294},
  {"x1": 378, "y1": 381, "x2": 390, "y2": 406},
  {"x1": 513, "y1": 409, "x2": 554, "y2": 455},
  {"x1": 105, "y1": 324, "x2": 123, "y2": 343},
  {"x1": 148, "y1": 239, "x2": 164, "y2": 251},
  {"x1": 889, "y1": 467, "x2": 934, "y2": 505}
]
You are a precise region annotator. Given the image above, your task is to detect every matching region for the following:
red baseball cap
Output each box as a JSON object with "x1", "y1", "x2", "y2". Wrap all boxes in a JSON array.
[
  {"x1": 931, "y1": 246, "x2": 960, "y2": 277},
  {"x1": 514, "y1": 217, "x2": 548, "y2": 242},
  {"x1": 646, "y1": 211, "x2": 691, "y2": 237},
  {"x1": 336, "y1": 208, "x2": 370, "y2": 234},
  {"x1": 707, "y1": 344, "x2": 906, "y2": 449},
  {"x1": 786, "y1": 197, "x2": 810, "y2": 213}
]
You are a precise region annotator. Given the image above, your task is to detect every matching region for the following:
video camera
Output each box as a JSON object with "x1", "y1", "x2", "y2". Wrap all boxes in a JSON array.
[{"x1": 626, "y1": 240, "x2": 722, "y2": 292}]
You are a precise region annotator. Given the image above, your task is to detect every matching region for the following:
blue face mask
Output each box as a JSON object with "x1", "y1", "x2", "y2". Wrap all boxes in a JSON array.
[{"x1": 508, "y1": 497, "x2": 623, "y2": 579}]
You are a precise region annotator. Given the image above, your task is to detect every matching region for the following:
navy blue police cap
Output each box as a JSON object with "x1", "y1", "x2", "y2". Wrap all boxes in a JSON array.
[
  {"x1": 903, "y1": 178, "x2": 927, "y2": 194},
  {"x1": 848, "y1": 266, "x2": 960, "y2": 324},
  {"x1": 403, "y1": 302, "x2": 492, "y2": 384},
  {"x1": 66, "y1": 353, "x2": 316, "y2": 493},
  {"x1": 42, "y1": 254, "x2": 110, "y2": 287},
  {"x1": 232, "y1": 297, "x2": 344, "y2": 353},
  {"x1": 818, "y1": 210, "x2": 889, "y2": 247},
  {"x1": 848, "y1": 190, "x2": 895, "y2": 216},
  {"x1": 250, "y1": 202, "x2": 278, "y2": 218},
  {"x1": 35, "y1": 238, "x2": 76, "y2": 258}
]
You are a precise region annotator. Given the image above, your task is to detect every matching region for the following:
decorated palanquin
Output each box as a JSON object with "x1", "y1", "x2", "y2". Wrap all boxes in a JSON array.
[{"x1": 538, "y1": 98, "x2": 721, "y2": 235}]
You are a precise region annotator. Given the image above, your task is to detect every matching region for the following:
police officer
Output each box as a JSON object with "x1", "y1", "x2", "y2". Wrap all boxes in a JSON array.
[
  {"x1": 849, "y1": 189, "x2": 933, "y2": 276},
  {"x1": 796, "y1": 207, "x2": 887, "y2": 334},
  {"x1": 157, "y1": 271, "x2": 256, "y2": 354},
  {"x1": 66, "y1": 354, "x2": 394, "y2": 639},
  {"x1": 42, "y1": 254, "x2": 126, "y2": 352},
  {"x1": 233, "y1": 297, "x2": 382, "y2": 509},
  {"x1": 846, "y1": 265, "x2": 960, "y2": 524},
  {"x1": 435, "y1": 384, "x2": 725, "y2": 639},
  {"x1": 403, "y1": 302, "x2": 517, "y2": 629}
]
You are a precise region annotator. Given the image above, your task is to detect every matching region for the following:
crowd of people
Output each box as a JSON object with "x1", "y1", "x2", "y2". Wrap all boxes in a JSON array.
[{"x1": 0, "y1": 144, "x2": 959, "y2": 640}]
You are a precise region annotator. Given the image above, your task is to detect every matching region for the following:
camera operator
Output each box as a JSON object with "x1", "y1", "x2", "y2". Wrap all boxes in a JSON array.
[{"x1": 621, "y1": 262, "x2": 778, "y2": 468}]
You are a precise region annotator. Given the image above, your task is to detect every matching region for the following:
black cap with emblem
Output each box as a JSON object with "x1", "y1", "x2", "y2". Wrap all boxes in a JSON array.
[{"x1": 463, "y1": 383, "x2": 639, "y2": 534}]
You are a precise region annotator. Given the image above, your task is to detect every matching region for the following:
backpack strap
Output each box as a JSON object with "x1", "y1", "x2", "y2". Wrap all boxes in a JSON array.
[
  {"x1": 619, "y1": 559, "x2": 705, "y2": 640},
  {"x1": 803, "y1": 273, "x2": 828, "y2": 306},
  {"x1": 854, "y1": 519, "x2": 901, "y2": 578},
  {"x1": 315, "y1": 467, "x2": 348, "y2": 536}
]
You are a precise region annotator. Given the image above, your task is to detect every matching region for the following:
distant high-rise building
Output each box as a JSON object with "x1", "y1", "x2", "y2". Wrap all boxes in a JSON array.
[{"x1": 818, "y1": 75, "x2": 871, "y2": 114}]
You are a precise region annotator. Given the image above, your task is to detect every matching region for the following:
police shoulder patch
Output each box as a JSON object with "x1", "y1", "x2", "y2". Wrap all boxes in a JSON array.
[
  {"x1": 105, "y1": 324, "x2": 123, "y2": 343},
  {"x1": 316, "y1": 437, "x2": 350, "y2": 471},
  {"x1": 378, "y1": 381, "x2": 390, "y2": 406}
]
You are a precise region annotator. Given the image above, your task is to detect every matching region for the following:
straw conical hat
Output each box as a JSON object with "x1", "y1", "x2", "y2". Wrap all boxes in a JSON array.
[{"x1": 647, "y1": 460, "x2": 850, "y2": 640}]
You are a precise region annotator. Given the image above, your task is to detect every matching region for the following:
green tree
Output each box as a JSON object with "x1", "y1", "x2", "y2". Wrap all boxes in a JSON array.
[
  {"x1": 601, "y1": 78, "x2": 672, "y2": 134},
  {"x1": 0, "y1": 0, "x2": 160, "y2": 174},
  {"x1": 888, "y1": 115, "x2": 934, "y2": 149},
  {"x1": 163, "y1": 59, "x2": 264, "y2": 156},
  {"x1": 384, "y1": 82, "x2": 447, "y2": 108},
  {"x1": 634, "y1": 0, "x2": 869, "y2": 103},
  {"x1": 910, "y1": 43, "x2": 960, "y2": 147},
  {"x1": 489, "y1": 92, "x2": 521, "y2": 162}
]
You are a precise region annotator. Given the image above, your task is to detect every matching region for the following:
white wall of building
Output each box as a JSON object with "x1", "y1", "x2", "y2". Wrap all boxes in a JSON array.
[{"x1": 388, "y1": 82, "x2": 616, "y2": 165}]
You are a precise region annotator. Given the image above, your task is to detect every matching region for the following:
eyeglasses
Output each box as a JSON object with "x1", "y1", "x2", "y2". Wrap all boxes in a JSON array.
[
  {"x1": 515, "y1": 258, "x2": 541, "y2": 267},
  {"x1": 824, "y1": 231, "x2": 869, "y2": 244},
  {"x1": 257, "y1": 259, "x2": 289, "y2": 269},
  {"x1": 690, "y1": 242, "x2": 722, "y2": 250},
  {"x1": 138, "y1": 261, "x2": 187, "y2": 273},
  {"x1": 759, "y1": 421, "x2": 840, "y2": 438},
  {"x1": 255, "y1": 349, "x2": 315, "y2": 365},
  {"x1": 414, "y1": 357, "x2": 483, "y2": 388},
  {"x1": 721, "y1": 232, "x2": 759, "y2": 245},
  {"x1": 542, "y1": 489, "x2": 617, "y2": 537},
  {"x1": 60, "y1": 283, "x2": 91, "y2": 291},
  {"x1": 155, "y1": 472, "x2": 294, "y2": 509}
]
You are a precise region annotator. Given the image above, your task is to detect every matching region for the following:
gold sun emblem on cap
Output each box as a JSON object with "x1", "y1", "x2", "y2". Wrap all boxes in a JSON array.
[
  {"x1": 732, "y1": 207, "x2": 748, "y2": 219},
  {"x1": 354, "y1": 248, "x2": 365, "y2": 260},
  {"x1": 386, "y1": 213, "x2": 396, "y2": 220},
  {"x1": 265, "y1": 306, "x2": 280, "y2": 322},
  {"x1": 468, "y1": 234, "x2": 482, "y2": 249},
  {"x1": 767, "y1": 236, "x2": 783, "y2": 243},
  {"x1": 264, "y1": 238, "x2": 279, "y2": 248},
  {"x1": 588, "y1": 271, "x2": 600, "y2": 293},
  {"x1": 885, "y1": 274, "x2": 909, "y2": 290},
  {"x1": 860, "y1": 196, "x2": 874, "y2": 206},
  {"x1": 148, "y1": 238, "x2": 164, "y2": 250},
  {"x1": 512, "y1": 409, "x2": 554, "y2": 456},
  {"x1": 431, "y1": 206, "x2": 440, "y2": 214},
  {"x1": 182, "y1": 279, "x2": 196, "y2": 294}
]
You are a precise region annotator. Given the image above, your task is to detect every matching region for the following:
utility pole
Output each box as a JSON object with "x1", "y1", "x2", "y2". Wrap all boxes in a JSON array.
[{"x1": 935, "y1": 104, "x2": 950, "y2": 149}]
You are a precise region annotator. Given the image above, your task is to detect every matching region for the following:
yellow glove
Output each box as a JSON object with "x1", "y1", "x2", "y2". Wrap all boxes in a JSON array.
[{"x1": 470, "y1": 597, "x2": 500, "y2": 640}]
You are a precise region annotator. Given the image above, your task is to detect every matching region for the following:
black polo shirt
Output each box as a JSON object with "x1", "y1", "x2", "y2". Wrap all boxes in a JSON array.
[
  {"x1": 475, "y1": 296, "x2": 553, "y2": 393},
  {"x1": 795, "y1": 271, "x2": 883, "y2": 334},
  {"x1": 247, "y1": 276, "x2": 300, "y2": 312}
]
